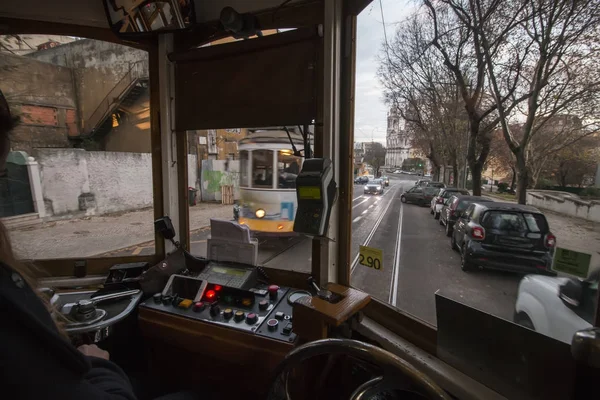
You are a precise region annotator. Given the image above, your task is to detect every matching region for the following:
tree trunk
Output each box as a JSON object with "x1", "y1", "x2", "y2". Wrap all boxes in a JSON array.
[
  {"x1": 451, "y1": 161, "x2": 458, "y2": 187},
  {"x1": 471, "y1": 163, "x2": 482, "y2": 196},
  {"x1": 510, "y1": 166, "x2": 516, "y2": 190},
  {"x1": 515, "y1": 151, "x2": 528, "y2": 204}
]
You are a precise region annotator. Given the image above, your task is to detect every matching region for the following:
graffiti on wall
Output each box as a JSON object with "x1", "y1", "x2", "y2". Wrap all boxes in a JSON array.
[{"x1": 200, "y1": 159, "x2": 240, "y2": 202}]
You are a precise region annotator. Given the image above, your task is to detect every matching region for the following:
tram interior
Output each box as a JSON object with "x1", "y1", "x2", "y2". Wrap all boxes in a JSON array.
[{"x1": 1, "y1": 1, "x2": 599, "y2": 399}]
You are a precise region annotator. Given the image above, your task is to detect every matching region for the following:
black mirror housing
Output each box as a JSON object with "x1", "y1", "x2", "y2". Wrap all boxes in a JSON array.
[{"x1": 559, "y1": 279, "x2": 583, "y2": 309}]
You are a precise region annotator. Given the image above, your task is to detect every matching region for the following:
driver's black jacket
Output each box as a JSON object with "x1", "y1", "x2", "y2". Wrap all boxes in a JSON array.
[{"x1": 0, "y1": 262, "x2": 137, "y2": 399}]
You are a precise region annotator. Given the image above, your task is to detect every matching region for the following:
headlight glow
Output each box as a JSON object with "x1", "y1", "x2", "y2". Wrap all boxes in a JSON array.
[
  {"x1": 364, "y1": 185, "x2": 368, "y2": 190},
  {"x1": 255, "y1": 209, "x2": 266, "y2": 218},
  {"x1": 376, "y1": 186, "x2": 381, "y2": 190}
]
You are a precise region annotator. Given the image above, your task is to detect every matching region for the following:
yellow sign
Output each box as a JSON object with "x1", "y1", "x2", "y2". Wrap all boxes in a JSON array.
[
  {"x1": 298, "y1": 186, "x2": 321, "y2": 200},
  {"x1": 359, "y1": 245, "x2": 383, "y2": 270}
]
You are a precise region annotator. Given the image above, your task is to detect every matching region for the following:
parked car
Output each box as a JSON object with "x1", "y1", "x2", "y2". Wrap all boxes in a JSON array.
[
  {"x1": 401, "y1": 186, "x2": 438, "y2": 206},
  {"x1": 354, "y1": 176, "x2": 368, "y2": 184},
  {"x1": 451, "y1": 202, "x2": 557, "y2": 274},
  {"x1": 440, "y1": 195, "x2": 494, "y2": 236},
  {"x1": 430, "y1": 188, "x2": 470, "y2": 219},
  {"x1": 381, "y1": 176, "x2": 390, "y2": 186},
  {"x1": 425, "y1": 181, "x2": 446, "y2": 189},
  {"x1": 364, "y1": 179, "x2": 384, "y2": 195},
  {"x1": 415, "y1": 179, "x2": 431, "y2": 187},
  {"x1": 514, "y1": 272, "x2": 597, "y2": 344}
]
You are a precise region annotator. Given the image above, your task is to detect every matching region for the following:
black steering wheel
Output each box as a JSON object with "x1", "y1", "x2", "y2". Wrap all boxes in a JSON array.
[{"x1": 268, "y1": 339, "x2": 450, "y2": 400}]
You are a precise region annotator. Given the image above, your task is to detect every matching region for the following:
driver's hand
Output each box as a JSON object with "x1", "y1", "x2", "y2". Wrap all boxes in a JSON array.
[{"x1": 78, "y1": 344, "x2": 110, "y2": 360}]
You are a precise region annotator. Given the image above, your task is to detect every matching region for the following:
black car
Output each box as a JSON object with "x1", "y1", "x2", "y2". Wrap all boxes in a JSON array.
[
  {"x1": 425, "y1": 181, "x2": 446, "y2": 189},
  {"x1": 451, "y1": 202, "x2": 556, "y2": 275},
  {"x1": 430, "y1": 188, "x2": 470, "y2": 219},
  {"x1": 364, "y1": 179, "x2": 384, "y2": 195},
  {"x1": 401, "y1": 186, "x2": 438, "y2": 206},
  {"x1": 440, "y1": 195, "x2": 494, "y2": 236},
  {"x1": 354, "y1": 176, "x2": 368, "y2": 184}
]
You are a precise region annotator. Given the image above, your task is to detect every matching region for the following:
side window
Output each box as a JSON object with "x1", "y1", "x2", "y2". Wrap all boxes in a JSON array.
[
  {"x1": 414, "y1": 188, "x2": 423, "y2": 193},
  {"x1": 277, "y1": 150, "x2": 302, "y2": 188},
  {"x1": 239, "y1": 150, "x2": 249, "y2": 188},
  {"x1": 252, "y1": 150, "x2": 273, "y2": 188}
]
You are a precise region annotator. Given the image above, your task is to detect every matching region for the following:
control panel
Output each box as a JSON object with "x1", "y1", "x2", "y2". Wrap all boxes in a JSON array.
[{"x1": 140, "y1": 282, "x2": 309, "y2": 343}]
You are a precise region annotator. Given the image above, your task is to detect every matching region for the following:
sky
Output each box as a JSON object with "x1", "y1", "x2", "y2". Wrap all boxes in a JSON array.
[{"x1": 354, "y1": 0, "x2": 415, "y2": 144}]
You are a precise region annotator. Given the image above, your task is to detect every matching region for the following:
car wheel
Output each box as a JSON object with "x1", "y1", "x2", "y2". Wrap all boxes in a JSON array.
[
  {"x1": 514, "y1": 312, "x2": 535, "y2": 331},
  {"x1": 445, "y1": 222, "x2": 453, "y2": 237},
  {"x1": 461, "y1": 244, "x2": 475, "y2": 272},
  {"x1": 401, "y1": 196, "x2": 406, "y2": 203},
  {"x1": 450, "y1": 233, "x2": 458, "y2": 251},
  {"x1": 434, "y1": 211, "x2": 440, "y2": 220}
]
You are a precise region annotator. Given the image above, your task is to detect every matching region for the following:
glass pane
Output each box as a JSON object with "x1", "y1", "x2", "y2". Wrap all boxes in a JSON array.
[
  {"x1": 240, "y1": 150, "x2": 249, "y2": 188},
  {"x1": 352, "y1": 1, "x2": 600, "y2": 354},
  {"x1": 277, "y1": 150, "x2": 302, "y2": 188},
  {"x1": 1, "y1": 34, "x2": 155, "y2": 260},
  {"x1": 252, "y1": 150, "x2": 274, "y2": 189},
  {"x1": 185, "y1": 127, "x2": 311, "y2": 274}
]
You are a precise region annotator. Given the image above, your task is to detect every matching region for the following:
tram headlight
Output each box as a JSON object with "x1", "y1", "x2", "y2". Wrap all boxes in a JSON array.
[{"x1": 255, "y1": 208, "x2": 266, "y2": 219}]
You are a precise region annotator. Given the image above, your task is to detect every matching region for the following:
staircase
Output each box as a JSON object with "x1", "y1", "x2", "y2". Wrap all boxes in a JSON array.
[{"x1": 80, "y1": 60, "x2": 149, "y2": 140}]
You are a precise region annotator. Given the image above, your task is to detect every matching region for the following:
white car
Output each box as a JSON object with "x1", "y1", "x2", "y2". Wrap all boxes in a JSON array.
[{"x1": 514, "y1": 274, "x2": 596, "y2": 344}]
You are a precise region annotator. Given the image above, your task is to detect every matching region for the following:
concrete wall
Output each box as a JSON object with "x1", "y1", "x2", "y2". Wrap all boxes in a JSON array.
[
  {"x1": 29, "y1": 39, "x2": 148, "y2": 125},
  {"x1": 31, "y1": 148, "x2": 200, "y2": 217},
  {"x1": 200, "y1": 160, "x2": 240, "y2": 202},
  {"x1": 527, "y1": 192, "x2": 600, "y2": 223},
  {"x1": 0, "y1": 52, "x2": 76, "y2": 151}
]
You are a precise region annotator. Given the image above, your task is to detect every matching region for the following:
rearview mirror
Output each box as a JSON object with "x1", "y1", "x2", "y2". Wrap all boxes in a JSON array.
[
  {"x1": 103, "y1": 0, "x2": 195, "y2": 37},
  {"x1": 559, "y1": 279, "x2": 582, "y2": 309}
]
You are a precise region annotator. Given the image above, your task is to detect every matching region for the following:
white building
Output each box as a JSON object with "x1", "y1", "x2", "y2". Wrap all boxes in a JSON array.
[{"x1": 385, "y1": 109, "x2": 412, "y2": 168}]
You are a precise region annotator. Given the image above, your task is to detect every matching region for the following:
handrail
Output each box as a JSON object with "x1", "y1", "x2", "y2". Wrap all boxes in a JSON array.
[{"x1": 84, "y1": 60, "x2": 148, "y2": 134}]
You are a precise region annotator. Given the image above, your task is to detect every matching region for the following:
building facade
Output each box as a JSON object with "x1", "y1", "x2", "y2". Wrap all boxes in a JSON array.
[{"x1": 385, "y1": 109, "x2": 412, "y2": 168}]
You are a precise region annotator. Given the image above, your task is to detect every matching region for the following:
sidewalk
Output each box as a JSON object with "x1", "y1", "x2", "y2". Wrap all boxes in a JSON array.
[
  {"x1": 9, "y1": 203, "x2": 233, "y2": 260},
  {"x1": 486, "y1": 192, "x2": 600, "y2": 255}
]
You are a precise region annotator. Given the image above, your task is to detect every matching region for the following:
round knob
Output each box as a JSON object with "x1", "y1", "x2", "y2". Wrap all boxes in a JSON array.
[
  {"x1": 193, "y1": 302, "x2": 205, "y2": 312},
  {"x1": 268, "y1": 285, "x2": 280, "y2": 300},
  {"x1": 210, "y1": 305, "x2": 221, "y2": 317},
  {"x1": 162, "y1": 295, "x2": 172, "y2": 305},
  {"x1": 153, "y1": 293, "x2": 162, "y2": 303},
  {"x1": 267, "y1": 318, "x2": 279, "y2": 331},
  {"x1": 258, "y1": 300, "x2": 269, "y2": 311},
  {"x1": 246, "y1": 313, "x2": 258, "y2": 325},
  {"x1": 234, "y1": 310, "x2": 245, "y2": 322},
  {"x1": 223, "y1": 308, "x2": 233, "y2": 319}
]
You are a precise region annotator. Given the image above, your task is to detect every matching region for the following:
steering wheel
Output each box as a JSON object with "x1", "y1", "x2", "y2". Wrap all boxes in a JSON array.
[{"x1": 268, "y1": 339, "x2": 450, "y2": 400}]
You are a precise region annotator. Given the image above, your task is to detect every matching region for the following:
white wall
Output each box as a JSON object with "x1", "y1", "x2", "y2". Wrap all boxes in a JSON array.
[
  {"x1": 527, "y1": 192, "x2": 600, "y2": 223},
  {"x1": 34, "y1": 149, "x2": 199, "y2": 217}
]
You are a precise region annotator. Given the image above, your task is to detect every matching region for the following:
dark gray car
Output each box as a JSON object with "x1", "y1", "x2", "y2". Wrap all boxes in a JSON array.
[{"x1": 440, "y1": 195, "x2": 494, "y2": 236}]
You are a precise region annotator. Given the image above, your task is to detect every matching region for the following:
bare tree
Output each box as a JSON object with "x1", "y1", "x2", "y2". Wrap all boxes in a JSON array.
[
  {"x1": 475, "y1": 0, "x2": 600, "y2": 203},
  {"x1": 364, "y1": 142, "x2": 387, "y2": 177},
  {"x1": 379, "y1": 13, "x2": 470, "y2": 188}
]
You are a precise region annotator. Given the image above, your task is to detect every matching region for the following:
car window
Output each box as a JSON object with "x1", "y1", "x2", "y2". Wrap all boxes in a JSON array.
[
  {"x1": 424, "y1": 187, "x2": 438, "y2": 195},
  {"x1": 523, "y1": 213, "x2": 548, "y2": 233},
  {"x1": 463, "y1": 204, "x2": 475, "y2": 218},
  {"x1": 456, "y1": 200, "x2": 473, "y2": 212},
  {"x1": 414, "y1": 188, "x2": 423, "y2": 193},
  {"x1": 481, "y1": 211, "x2": 529, "y2": 232}
]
